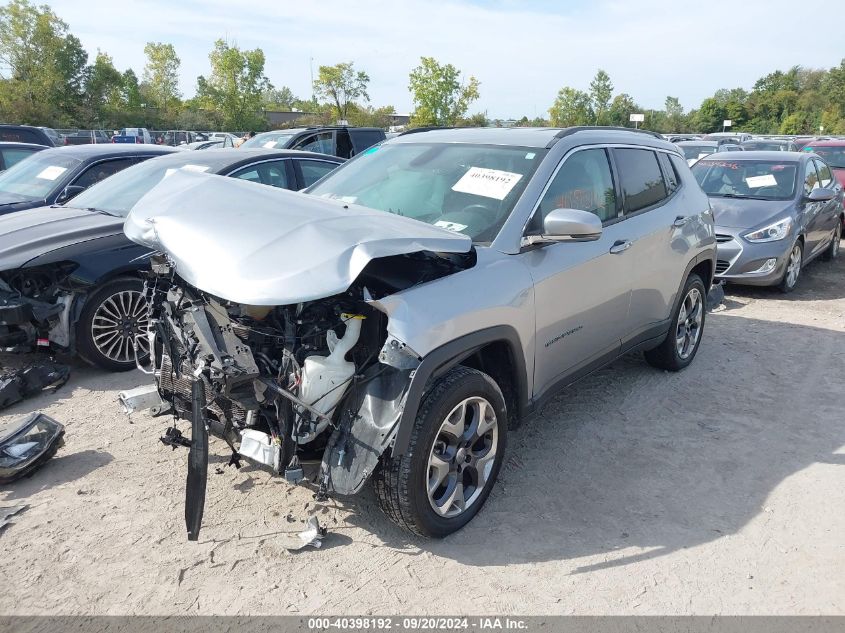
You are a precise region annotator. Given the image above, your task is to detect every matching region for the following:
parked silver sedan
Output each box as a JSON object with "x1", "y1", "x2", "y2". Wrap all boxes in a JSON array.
[{"x1": 691, "y1": 151, "x2": 843, "y2": 292}]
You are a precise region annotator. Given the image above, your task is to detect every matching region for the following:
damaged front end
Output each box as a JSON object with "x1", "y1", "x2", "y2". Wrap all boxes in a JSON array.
[
  {"x1": 140, "y1": 251, "x2": 470, "y2": 540},
  {"x1": 0, "y1": 263, "x2": 78, "y2": 354},
  {"x1": 123, "y1": 170, "x2": 475, "y2": 541}
]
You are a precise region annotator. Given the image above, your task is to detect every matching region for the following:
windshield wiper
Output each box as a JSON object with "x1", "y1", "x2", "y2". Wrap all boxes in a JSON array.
[
  {"x1": 712, "y1": 193, "x2": 773, "y2": 200},
  {"x1": 82, "y1": 207, "x2": 119, "y2": 217}
]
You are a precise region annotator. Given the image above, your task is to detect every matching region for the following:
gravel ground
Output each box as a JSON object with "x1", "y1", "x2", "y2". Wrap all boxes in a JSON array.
[{"x1": 1, "y1": 255, "x2": 843, "y2": 615}]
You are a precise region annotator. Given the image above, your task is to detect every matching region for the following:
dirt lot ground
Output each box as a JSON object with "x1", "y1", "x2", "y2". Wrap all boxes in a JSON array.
[{"x1": 1, "y1": 256, "x2": 844, "y2": 616}]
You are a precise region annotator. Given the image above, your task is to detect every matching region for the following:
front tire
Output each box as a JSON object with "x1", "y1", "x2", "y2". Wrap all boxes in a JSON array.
[
  {"x1": 76, "y1": 277, "x2": 150, "y2": 372},
  {"x1": 779, "y1": 240, "x2": 803, "y2": 293},
  {"x1": 374, "y1": 366, "x2": 507, "y2": 538},
  {"x1": 644, "y1": 273, "x2": 706, "y2": 371}
]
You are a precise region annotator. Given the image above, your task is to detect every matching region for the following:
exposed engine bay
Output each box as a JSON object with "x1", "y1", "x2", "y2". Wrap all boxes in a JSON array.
[
  {"x1": 0, "y1": 264, "x2": 77, "y2": 353},
  {"x1": 140, "y1": 249, "x2": 474, "y2": 540}
]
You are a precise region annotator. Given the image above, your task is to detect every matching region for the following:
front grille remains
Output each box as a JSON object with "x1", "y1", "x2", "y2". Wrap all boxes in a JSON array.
[
  {"x1": 715, "y1": 260, "x2": 731, "y2": 274},
  {"x1": 158, "y1": 353, "x2": 248, "y2": 425},
  {"x1": 715, "y1": 234, "x2": 733, "y2": 243}
]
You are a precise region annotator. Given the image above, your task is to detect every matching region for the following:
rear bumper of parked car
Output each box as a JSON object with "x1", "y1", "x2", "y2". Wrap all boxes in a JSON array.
[{"x1": 713, "y1": 226, "x2": 792, "y2": 286}]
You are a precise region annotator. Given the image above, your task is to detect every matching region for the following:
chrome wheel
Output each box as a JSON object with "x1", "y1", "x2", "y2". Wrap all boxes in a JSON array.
[
  {"x1": 675, "y1": 287, "x2": 703, "y2": 360},
  {"x1": 90, "y1": 290, "x2": 149, "y2": 364},
  {"x1": 427, "y1": 396, "x2": 499, "y2": 518},
  {"x1": 785, "y1": 243, "x2": 802, "y2": 288}
]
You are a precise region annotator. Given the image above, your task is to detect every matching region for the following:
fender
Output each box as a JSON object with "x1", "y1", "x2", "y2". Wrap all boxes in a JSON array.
[{"x1": 391, "y1": 325, "x2": 528, "y2": 457}]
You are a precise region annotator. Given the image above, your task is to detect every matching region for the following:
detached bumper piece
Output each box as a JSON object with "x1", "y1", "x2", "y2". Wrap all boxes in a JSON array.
[
  {"x1": 0, "y1": 413, "x2": 65, "y2": 483},
  {"x1": 185, "y1": 379, "x2": 208, "y2": 541}
]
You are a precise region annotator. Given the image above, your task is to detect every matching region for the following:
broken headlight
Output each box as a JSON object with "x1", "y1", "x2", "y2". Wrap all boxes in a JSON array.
[{"x1": 0, "y1": 412, "x2": 65, "y2": 483}]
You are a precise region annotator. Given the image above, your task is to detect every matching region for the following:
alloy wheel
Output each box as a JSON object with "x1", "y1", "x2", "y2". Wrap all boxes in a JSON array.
[
  {"x1": 427, "y1": 396, "x2": 499, "y2": 518},
  {"x1": 90, "y1": 290, "x2": 150, "y2": 364},
  {"x1": 675, "y1": 287, "x2": 703, "y2": 360},
  {"x1": 785, "y1": 243, "x2": 802, "y2": 288}
]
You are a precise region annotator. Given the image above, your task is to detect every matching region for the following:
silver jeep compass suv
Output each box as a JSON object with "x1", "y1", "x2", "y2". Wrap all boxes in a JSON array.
[{"x1": 125, "y1": 126, "x2": 716, "y2": 539}]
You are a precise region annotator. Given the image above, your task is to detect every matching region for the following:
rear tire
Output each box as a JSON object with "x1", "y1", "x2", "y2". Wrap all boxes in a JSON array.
[
  {"x1": 822, "y1": 222, "x2": 841, "y2": 261},
  {"x1": 373, "y1": 366, "x2": 507, "y2": 538},
  {"x1": 645, "y1": 273, "x2": 706, "y2": 372},
  {"x1": 76, "y1": 277, "x2": 150, "y2": 372}
]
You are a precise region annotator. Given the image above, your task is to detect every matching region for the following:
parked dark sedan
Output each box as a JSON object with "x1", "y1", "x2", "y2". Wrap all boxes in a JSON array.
[
  {"x1": 0, "y1": 144, "x2": 175, "y2": 216},
  {"x1": 691, "y1": 151, "x2": 843, "y2": 292},
  {"x1": 0, "y1": 149, "x2": 344, "y2": 371},
  {"x1": 0, "y1": 142, "x2": 47, "y2": 171}
]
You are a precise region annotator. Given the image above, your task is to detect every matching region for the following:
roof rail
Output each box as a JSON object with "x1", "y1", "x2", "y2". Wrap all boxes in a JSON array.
[{"x1": 547, "y1": 126, "x2": 664, "y2": 147}]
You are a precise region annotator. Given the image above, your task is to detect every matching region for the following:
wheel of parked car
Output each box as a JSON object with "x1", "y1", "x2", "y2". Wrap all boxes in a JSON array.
[
  {"x1": 76, "y1": 277, "x2": 150, "y2": 372},
  {"x1": 374, "y1": 366, "x2": 507, "y2": 538},
  {"x1": 644, "y1": 273, "x2": 706, "y2": 372},
  {"x1": 779, "y1": 241, "x2": 803, "y2": 293},
  {"x1": 822, "y1": 223, "x2": 841, "y2": 262}
]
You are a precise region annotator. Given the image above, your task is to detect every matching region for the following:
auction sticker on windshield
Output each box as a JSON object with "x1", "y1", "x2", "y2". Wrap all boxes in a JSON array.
[
  {"x1": 36, "y1": 166, "x2": 68, "y2": 180},
  {"x1": 434, "y1": 220, "x2": 468, "y2": 232},
  {"x1": 746, "y1": 174, "x2": 777, "y2": 188},
  {"x1": 452, "y1": 167, "x2": 523, "y2": 200}
]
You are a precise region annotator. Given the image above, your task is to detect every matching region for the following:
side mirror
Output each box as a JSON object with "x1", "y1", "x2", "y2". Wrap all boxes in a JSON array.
[
  {"x1": 56, "y1": 184, "x2": 86, "y2": 203},
  {"x1": 524, "y1": 208, "x2": 603, "y2": 246},
  {"x1": 807, "y1": 187, "x2": 835, "y2": 202}
]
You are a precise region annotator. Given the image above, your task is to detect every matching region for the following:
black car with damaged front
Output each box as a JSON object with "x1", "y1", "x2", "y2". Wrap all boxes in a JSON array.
[{"x1": 0, "y1": 149, "x2": 344, "y2": 371}]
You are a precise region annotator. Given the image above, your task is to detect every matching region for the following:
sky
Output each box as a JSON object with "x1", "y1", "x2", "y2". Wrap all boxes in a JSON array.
[{"x1": 46, "y1": 0, "x2": 842, "y2": 119}]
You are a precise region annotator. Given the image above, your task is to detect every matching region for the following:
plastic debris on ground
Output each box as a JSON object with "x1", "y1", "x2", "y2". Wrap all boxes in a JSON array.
[
  {"x1": 281, "y1": 514, "x2": 327, "y2": 551},
  {"x1": 0, "y1": 361, "x2": 70, "y2": 411}
]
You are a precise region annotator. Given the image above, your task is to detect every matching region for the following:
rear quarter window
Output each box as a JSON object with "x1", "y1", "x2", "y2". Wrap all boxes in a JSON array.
[{"x1": 613, "y1": 148, "x2": 668, "y2": 213}]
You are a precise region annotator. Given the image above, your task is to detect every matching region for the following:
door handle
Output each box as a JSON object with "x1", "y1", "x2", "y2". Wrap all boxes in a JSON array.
[
  {"x1": 609, "y1": 240, "x2": 632, "y2": 254},
  {"x1": 673, "y1": 215, "x2": 691, "y2": 227}
]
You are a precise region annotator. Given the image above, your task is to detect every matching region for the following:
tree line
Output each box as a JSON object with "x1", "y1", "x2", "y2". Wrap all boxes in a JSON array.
[{"x1": 2, "y1": 0, "x2": 845, "y2": 134}]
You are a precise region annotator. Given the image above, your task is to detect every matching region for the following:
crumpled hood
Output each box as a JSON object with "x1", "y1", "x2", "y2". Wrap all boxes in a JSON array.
[
  {"x1": 709, "y1": 197, "x2": 793, "y2": 229},
  {"x1": 0, "y1": 205, "x2": 123, "y2": 270},
  {"x1": 124, "y1": 170, "x2": 472, "y2": 305}
]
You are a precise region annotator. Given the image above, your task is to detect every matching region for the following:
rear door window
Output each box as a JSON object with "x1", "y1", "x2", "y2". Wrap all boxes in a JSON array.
[
  {"x1": 229, "y1": 160, "x2": 292, "y2": 189},
  {"x1": 295, "y1": 159, "x2": 340, "y2": 188},
  {"x1": 613, "y1": 148, "x2": 668, "y2": 214}
]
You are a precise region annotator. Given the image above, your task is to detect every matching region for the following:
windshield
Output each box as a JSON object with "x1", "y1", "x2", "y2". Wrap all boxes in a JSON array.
[
  {"x1": 242, "y1": 132, "x2": 295, "y2": 149},
  {"x1": 69, "y1": 157, "x2": 213, "y2": 217},
  {"x1": 691, "y1": 159, "x2": 798, "y2": 200},
  {"x1": 308, "y1": 142, "x2": 545, "y2": 242},
  {"x1": 0, "y1": 151, "x2": 80, "y2": 200},
  {"x1": 805, "y1": 146, "x2": 845, "y2": 168},
  {"x1": 680, "y1": 145, "x2": 716, "y2": 160}
]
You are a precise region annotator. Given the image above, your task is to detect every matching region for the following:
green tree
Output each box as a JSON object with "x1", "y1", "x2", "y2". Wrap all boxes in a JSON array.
[
  {"x1": 313, "y1": 62, "x2": 370, "y2": 122},
  {"x1": 664, "y1": 96, "x2": 685, "y2": 131},
  {"x1": 408, "y1": 56, "x2": 480, "y2": 127},
  {"x1": 607, "y1": 93, "x2": 638, "y2": 127},
  {"x1": 81, "y1": 51, "x2": 123, "y2": 126},
  {"x1": 693, "y1": 97, "x2": 726, "y2": 133},
  {"x1": 262, "y1": 86, "x2": 296, "y2": 110},
  {"x1": 196, "y1": 39, "x2": 271, "y2": 130},
  {"x1": 122, "y1": 69, "x2": 142, "y2": 109},
  {"x1": 589, "y1": 69, "x2": 613, "y2": 124},
  {"x1": 143, "y1": 42, "x2": 181, "y2": 112},
  {"x1": 548, "y1": 87, "x2": 593, "y2": 127},
  {"x1": 0, "y1": 0, "x2": 88, "y2": 124}
]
